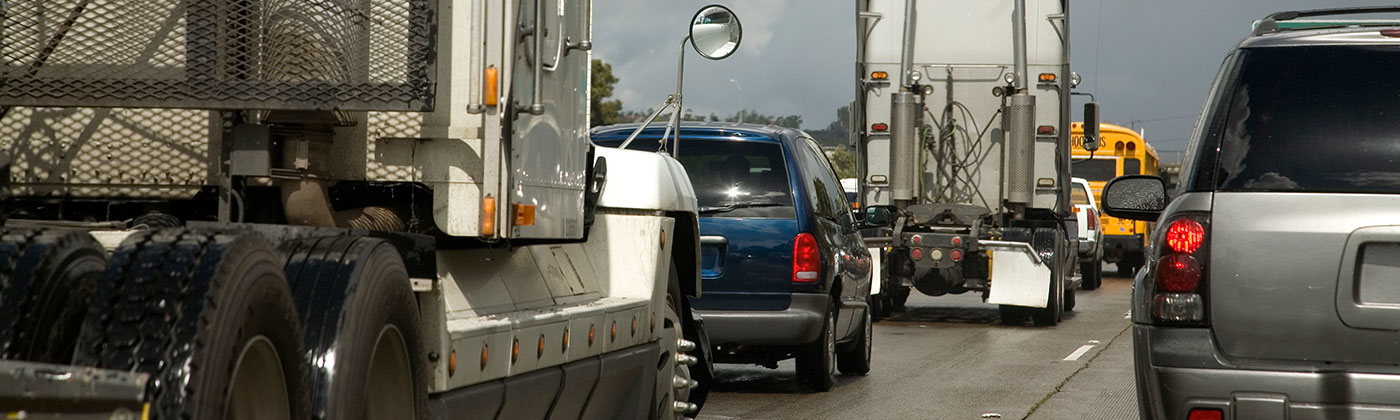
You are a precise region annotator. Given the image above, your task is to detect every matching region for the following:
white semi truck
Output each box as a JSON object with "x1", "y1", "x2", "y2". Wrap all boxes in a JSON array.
[
  {"x1": 855, "y1": 0, "x2": 1099, "y2": 326},
  {"x1": 0, "y1": 1, "x2": 732, "y2": 418}
]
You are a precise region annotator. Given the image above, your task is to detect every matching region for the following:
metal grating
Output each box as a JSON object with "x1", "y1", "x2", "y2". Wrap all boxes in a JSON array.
[{"x1": 0, "y1": 0, "x2": 436, "y2": 111}]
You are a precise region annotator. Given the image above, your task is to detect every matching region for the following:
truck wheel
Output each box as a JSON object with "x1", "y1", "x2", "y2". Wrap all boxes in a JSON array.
[
  {"x1": 0, "y1": 228, "x2": 106, "y2": 363},
  {"x1": 75, "y1": 229, "x2": 308, "y2": 420},
  {"x1": 1031, "y1": 229, "x2": 1065, "y2": 327},
  {"x1": 892, "y1": 286, "x2": 911, "y2": 310},
  {"x1": 796, "y1": 304, "x2": 837, "y2": 392},
  {"x1": 998, "y1": 305, "x2": 1028, "y2": 326},
  {"x1": 836, "y1": 306, "x2": 872, "y2": 376},
  {"x1": 1080, "y1": 261, "x2": 1101, "y2": 290},
  {"x1": 281, "y1": 236, "x2": 427, "y2": 420},
  {"x1": 869, "y1": 293, "x2": 884, "y2": 322},
  {"x1": 1064, "y1": 285, "x2": 1077, "y2": 312}
]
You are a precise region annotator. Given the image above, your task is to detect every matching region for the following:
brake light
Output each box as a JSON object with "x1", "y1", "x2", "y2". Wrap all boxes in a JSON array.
[
  {"x1": 1165, "y1": 219, "x2": 1204, "y2": 253},
  {"x1": 871, "y1": 123, "x2": 889, "y2": 132},
  {"x1": 1086, "y1": 208, "x2": 1098, "y2": 230},
  {"x1": 793, "y1": 233, "x2": 820, "y2": 283},
  {"x1": 1187, "y1": 409, "x2": 1223, "y2": 420},
  {"x1": 1152, "y1": 214, "x2": 1210, "y2": 324}
]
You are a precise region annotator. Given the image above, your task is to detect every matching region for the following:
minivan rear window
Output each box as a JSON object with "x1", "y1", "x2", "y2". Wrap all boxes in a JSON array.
[
  {"x1": 594, "y1": 137, "x2": 796, "y2": 218},
  {"x1": 1072, "y1": 159, "x2": 1116, "y2": 181},
  {"x1": 1214, "y1": 46, "x2": 1400, "y2": 193}
]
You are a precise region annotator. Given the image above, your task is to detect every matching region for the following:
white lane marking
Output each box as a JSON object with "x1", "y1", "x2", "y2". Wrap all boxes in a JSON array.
[{"x1": 1063, "y1": 344, "x2": 1096, "y2": 361}]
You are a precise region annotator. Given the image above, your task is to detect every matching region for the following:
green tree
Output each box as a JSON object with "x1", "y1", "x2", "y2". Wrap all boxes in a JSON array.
[
  {"x1": 826, "y1": 145, "x2": 858, "y2": 179},
  {"x1": 723, "y1": 109, "x2": 803, "y2": 129},
  {"x1": 590, "y1": 59, "x2": 623, "y2": 127},
  {"x1": 808, "y1": 105, "x2": 851, "y2": 147}
]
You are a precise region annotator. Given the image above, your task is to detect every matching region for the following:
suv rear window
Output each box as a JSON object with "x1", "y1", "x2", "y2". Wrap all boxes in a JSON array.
[
  {"x1": 1072, "y1": 159, "x2": 1116, "y2": 181},
  {"x1": 1213, "y1": 46, "x2": 1400, "y2": 193},
  {"x1": 593, "y1": 137, "x2": 796, "y2": 218}
]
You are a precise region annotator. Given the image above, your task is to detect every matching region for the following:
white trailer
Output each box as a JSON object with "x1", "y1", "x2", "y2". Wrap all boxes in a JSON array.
[
  {"x1": 0, "y1": 1, "x2": 736, "y2": 418},
  {"x1": 855, "y1": 0, "x2": 1094, "y2": 326}
]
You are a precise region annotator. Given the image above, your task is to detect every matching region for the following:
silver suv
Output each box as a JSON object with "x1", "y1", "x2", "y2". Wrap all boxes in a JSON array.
[{"x1": 1103, "y1": 7, "x2": 1400, "y2": 420}]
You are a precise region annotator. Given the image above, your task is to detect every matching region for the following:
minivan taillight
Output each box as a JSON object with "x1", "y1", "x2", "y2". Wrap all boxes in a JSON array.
[
  {"x1": 1152, "y1": 215, "x2": 1210, "y2": 324},
  {"x1": 793, "y1": 233, "x2": 820, "y2": 283}
]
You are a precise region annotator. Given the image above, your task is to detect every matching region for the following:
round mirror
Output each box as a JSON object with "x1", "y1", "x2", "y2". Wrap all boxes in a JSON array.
[{"x1": 689, "y1": 5, "x2": 742, "y2": 60}]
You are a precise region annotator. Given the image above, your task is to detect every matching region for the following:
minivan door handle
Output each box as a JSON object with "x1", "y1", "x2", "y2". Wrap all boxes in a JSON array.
[{"x1": 700, "y1": 236, "x2": 728, "y2": 246}]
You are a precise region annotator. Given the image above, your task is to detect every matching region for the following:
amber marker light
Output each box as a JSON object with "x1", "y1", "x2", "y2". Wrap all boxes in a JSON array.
[
  {"x1": 481, "y1": 195, "x2": 496, "y2": 236},
  {"x1": 1038, "y1": 73, "x2": 1057, "y2": 82},
  {"x1": 871, "y1": 71, "x2": 889, "y2": 80},
  {"x1": 514, "y1": 204, "x2": 536, "y2": 226},
  {"x1": 450, "y1": 349, "x2": 458, "y2": 376},
  {"x1": 511, "y1": 338, "x2": 519, "y2": 364},
  {"x1": 479, "y1": 344, "x2": 488, "y2": 371},
  {"x1": 485, "y1": 66, "x2": 499, "y2": 107}
]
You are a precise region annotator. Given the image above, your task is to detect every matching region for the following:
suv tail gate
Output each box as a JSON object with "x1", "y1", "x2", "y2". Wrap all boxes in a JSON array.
[{"x1": 1203, "y1": 42, "x2": 1400, "y2": 365}]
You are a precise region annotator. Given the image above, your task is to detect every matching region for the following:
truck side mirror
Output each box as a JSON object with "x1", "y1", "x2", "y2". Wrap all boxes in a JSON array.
[
  {"x1": 689, "y1": 5, "x2": 742, "y2": 60},
  {"x1": 1101, "y1": 175, "x2": 1166, "y2": 221},
  {"x1": 862, "y1": 206, "x2": 893, "y2": 228},
  {"x1": 1082, "y1": 102, "x2": 1100, "y2": 152}
]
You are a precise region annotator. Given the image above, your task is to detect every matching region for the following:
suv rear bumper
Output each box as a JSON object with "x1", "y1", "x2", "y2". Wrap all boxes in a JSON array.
[
  {"x1": 695, "y1": 293, "x2": 831, "y2": 346},
  {"x1": 1136, "y1": 325, "x2": 1400, "y2": 419}
]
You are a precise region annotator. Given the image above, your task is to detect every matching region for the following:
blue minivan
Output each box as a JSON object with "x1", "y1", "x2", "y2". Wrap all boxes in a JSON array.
[{"x1": 592, "y1": 123, "x2": 874, "y2": 391}]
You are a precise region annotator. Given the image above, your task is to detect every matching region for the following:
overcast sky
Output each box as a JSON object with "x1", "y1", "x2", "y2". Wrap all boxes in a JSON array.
[{"x1": 594, "y1": 1, "x2": 1390, "y2": 162}]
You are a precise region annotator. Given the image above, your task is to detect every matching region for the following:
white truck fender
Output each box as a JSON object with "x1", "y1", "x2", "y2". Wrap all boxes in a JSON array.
[{"x1": 594, "y1": 147, "x2": 699, "y2": 214}]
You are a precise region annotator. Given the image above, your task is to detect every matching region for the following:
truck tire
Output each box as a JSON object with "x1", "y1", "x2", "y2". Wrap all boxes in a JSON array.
[
  {"x1": 1080, "y1": 261, "x2": 1101, "y2": 290},
  {"x1": 0, "y1": 228, "x2": 106, "y2": 363},
  {"x1": 998, "y1": 305, "x2": 1028, "y2": 326},
  {"x1": 281, "y1": 236, "x2": 428, "y2": 420},
  {"x1": 75, "y1": 229, "x2": 308, "y2": 420},
  {"x1": 892, "y1": 285, "x2": 911, "y2": 310},
  {"x1": 1031, "y1": 229, "x2": 1065, "y2": 327},
  {"x1": 836, "y1": 306, "x2": 872, "y2": 376},
  {"x1": 796, "y1": 303, "x2": 837, "y2": 392}
]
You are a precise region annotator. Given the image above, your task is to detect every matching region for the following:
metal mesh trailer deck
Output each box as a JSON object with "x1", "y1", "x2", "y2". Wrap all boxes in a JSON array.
[{"x1": 0, "y1": 0, "x2": 436, "y2": 111}]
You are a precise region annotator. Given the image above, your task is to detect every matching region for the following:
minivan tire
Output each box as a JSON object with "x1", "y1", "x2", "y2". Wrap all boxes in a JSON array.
[
  {"x1": 797, "y1": 304, "x2": 837, "y2": 392},
  {"x1": 836, "y1": 307, "x2": 872, "y2": 376}
]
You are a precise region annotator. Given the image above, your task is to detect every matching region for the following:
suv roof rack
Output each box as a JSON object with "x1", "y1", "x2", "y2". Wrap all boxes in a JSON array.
[{"x1": 1252, "y1": 6, "x2": 1400, "y2": 36}]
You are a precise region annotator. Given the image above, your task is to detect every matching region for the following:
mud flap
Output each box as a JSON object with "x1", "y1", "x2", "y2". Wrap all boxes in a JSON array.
[{"x1": 985, "y1": 244, "x2": 1051, "y2": 308}]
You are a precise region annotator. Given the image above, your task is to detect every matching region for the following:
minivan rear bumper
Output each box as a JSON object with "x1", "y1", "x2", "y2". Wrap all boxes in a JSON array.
[
  {"x1": 696, "y1": 293, "x2": 831, "y2": 346},
  {"x1": 1136, "y1": 325, "x2": 1400, "y2": 419}
]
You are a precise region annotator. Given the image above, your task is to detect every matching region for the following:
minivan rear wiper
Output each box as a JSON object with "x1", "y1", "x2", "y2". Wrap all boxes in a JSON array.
[{"x1": 699, "y1": 202, "x2": 783, "y2": 214}]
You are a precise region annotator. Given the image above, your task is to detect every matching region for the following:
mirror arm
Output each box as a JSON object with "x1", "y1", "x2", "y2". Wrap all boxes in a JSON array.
[
  {"x1": 664, "y1": 35, "x2": 691, "y2": 157},
  {"x1": 618, "y1": 95, "x2": 676, "y2": 150}
]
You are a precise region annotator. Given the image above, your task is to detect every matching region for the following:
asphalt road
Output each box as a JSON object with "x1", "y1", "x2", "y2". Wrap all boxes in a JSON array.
[{"x1": 696, "y1": 274, "x2": 1138, "y2": 420}]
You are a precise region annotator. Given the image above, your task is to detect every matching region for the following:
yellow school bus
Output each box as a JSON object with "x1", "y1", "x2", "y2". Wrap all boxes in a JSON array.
[{"x1": 1070, "y1": 122, "x2": 1158, "y2": 276}]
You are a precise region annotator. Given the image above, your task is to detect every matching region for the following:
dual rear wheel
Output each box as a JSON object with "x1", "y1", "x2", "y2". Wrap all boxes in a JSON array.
[{"x1": 0, "y1": 228, "x2": 424, "y2": 420}]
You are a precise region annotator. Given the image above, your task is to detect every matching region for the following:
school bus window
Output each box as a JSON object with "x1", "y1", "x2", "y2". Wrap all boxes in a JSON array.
[
  {"x1": 1124, "y1": 158, "x2": 1141, "y2": 175},
  {"x1": 1072, "y1": 159, "x2": 1116, "y2": 181}
]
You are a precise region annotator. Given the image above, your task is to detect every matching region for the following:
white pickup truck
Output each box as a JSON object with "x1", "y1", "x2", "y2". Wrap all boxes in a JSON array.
[{"x1": 1072, "y1": 177, "x2": 1104, "y2": 289}]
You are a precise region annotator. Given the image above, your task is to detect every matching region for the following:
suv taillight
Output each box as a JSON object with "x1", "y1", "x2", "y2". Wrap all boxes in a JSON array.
[
  {"x1": 1152, "y1": 214, "x2": 1209, "y2": 324},
  {"x1": 1086, "y1": 208, "x2": 1098, "y2": 230},
  {"x1": 793, "y1": 233, "x2": 820, "y2": 283}
]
